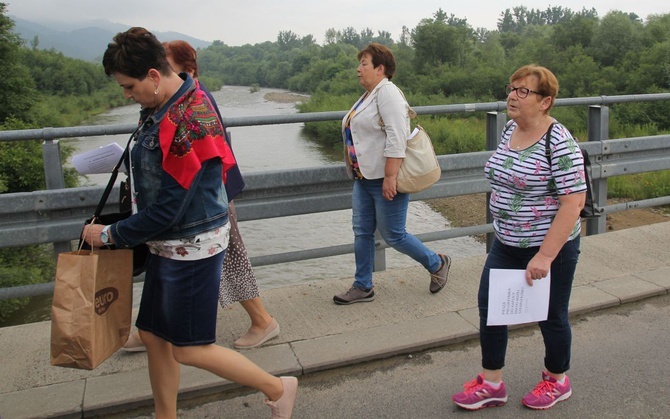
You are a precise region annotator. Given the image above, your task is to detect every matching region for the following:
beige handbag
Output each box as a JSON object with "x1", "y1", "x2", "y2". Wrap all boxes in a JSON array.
[
  {"x1": 396, "y1": 125, "x2": 441, "y2": 193},
  {"x1": 378, "y1": 90, "x2": 441, "y2": 194}
]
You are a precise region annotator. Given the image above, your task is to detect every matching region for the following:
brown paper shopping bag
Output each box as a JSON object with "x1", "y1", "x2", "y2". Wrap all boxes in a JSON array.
[{"x1": 50, "y1": 248, "x2": 133, "y2": 369}]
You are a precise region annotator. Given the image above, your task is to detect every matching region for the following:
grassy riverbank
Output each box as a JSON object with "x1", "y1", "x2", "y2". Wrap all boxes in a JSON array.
[{"x1": 263, "y1": 91, "x2": 310, "y2": 103}]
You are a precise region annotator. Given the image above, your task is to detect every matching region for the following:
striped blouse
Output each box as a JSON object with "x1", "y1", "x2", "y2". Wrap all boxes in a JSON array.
[{"x1": 485, "y1": 120, "x2": 586, "y2": 248}]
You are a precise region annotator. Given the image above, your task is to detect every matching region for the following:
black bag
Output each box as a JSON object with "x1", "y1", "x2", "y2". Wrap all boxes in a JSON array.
[
  {"x1": 544, "y1": 123, "x2": 601, "y2": 219},
  {"x1": 80, "y1": 127, "x2": 149, "y2": 277},
  {"x1": 119, "y1": 179, "x2": 132, "y2": 213},
  {"x1": 576, "y1": 148, "x2": 600, "y2": 219},
  {"x1": 83, "y1": 211, "x2": 149, "y2": 277}
]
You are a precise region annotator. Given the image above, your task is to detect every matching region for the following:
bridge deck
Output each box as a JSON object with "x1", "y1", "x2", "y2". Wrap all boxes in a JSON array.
[{"x1": 1, "y1": 221, "x2": 669, "y2": 418}]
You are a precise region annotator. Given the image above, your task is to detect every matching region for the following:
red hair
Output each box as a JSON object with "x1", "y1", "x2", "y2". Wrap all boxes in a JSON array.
[{"x1": 162, "y1": 40, "x2": 199, "y2": 78}]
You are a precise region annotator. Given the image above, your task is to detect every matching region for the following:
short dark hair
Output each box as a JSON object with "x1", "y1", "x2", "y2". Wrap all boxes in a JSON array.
[
  {"x1": 357, "y1": 43, "x2": 396, "y2": 80},
  {"x1": 102, "y1": 27, "x2": 171, "y2": 79},
  {"x1": 163, "y1": 40, "x2": 199, "y2": 78}
]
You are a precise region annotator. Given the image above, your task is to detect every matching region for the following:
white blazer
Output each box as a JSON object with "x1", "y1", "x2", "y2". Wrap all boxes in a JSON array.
[{"x1": 342, "y1": 79, "x2": 411, "y2": 180}]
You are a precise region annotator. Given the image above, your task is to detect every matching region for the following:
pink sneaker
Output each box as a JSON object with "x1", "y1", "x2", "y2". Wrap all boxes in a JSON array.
[
  {"x1": 522, "y1": 372, "x2": 572, "y2": 410},
  {"x1": 452, "y1": 374, "x2": 508, "y2": 410}
]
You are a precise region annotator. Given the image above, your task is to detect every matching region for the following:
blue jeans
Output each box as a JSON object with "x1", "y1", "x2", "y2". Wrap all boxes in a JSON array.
[
  {"x1": 478, "y1": 236, "x2": 580, "y2": 374},
  {"x1": 352, "y1": 178, "x2": 441, "y2": 290}
]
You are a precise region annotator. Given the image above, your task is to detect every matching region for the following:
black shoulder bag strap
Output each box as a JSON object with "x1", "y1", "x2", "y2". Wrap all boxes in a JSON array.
[
  {"x1": 544, "y1": 123, "x2": 600, "y2": 219},
  {"x1": 91, "y1": 126, "x2": 140, "y2": 220},
  {"x1": 82, "y1": 125, "x2": 150, "y2": 277},
  {"x1": 543, "y1": 123, "x2": 556, "y2": 162}
]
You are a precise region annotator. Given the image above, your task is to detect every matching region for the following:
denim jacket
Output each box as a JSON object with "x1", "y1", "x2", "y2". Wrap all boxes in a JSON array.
[{"x1": 110, "y1": 74, "x2": 229, "y2": 248}]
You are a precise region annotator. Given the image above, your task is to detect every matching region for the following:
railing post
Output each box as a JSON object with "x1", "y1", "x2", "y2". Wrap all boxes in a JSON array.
[
  {"x1": 42, "y1": 129, "x2": 65, "y2": 190},
  {"x1": 373, "y1": 230, "x2": 386, "y2": 272},
  {"x1": 586, "y1": 106, "x2": 608, "y2": 235},
  {"x1": 485, "y1": 111, "x2": 507, "y2": 252},
  {"x1": 42, "y1": 128, "x2": 72, "y2": 257}
]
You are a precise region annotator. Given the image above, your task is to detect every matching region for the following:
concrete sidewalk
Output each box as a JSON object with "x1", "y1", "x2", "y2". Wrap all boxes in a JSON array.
[{"x1": 1, "y1": 222, "x2": 669, "y2": 419}]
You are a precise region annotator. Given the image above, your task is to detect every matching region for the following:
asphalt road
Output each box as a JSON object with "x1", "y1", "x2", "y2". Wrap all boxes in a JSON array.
[{"x1": 124, "y1": 293, "x2": 670, "y2": 418}]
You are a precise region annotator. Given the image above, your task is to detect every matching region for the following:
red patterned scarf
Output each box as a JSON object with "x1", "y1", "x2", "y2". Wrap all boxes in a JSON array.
[{"x1": 158, "y1": 81, "x2": 236, "y2": 189}]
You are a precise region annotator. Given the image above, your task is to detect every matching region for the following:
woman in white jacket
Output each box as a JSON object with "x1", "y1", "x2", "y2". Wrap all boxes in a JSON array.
[{"x1": 333, "y1": 43, "x2": 452, "y2": 305}]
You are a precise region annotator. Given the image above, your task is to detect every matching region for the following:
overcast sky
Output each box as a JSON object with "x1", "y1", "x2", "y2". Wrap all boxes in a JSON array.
[{"x1": 6, "y1": 0, "x2": 670, "y2": 46}]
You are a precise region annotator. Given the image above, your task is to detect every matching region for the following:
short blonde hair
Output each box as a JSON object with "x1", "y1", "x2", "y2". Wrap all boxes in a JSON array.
[{"x1": 510, "y1": 65, "x2": 559, "y2": 110}]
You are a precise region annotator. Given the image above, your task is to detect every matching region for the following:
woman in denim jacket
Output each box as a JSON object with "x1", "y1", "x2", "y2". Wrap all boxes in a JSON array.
[
  {"x1": 121, "y1": 40, "x2": 280, "y2": 353},
  {"x1": 82, "y1": 27, "x2": 297, "y2": 419}
]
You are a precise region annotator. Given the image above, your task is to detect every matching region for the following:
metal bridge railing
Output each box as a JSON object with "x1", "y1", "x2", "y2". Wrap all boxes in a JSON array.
[{"x1": 2, "y1": 94, "x2": 670, "y2": 301}]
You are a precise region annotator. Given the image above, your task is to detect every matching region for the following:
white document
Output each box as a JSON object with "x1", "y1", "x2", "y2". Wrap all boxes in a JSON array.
[
  {"x1": 408, "y1": 127, "x2": 420, "y2": 140},
  {"x1": 487, "y1": 269, "x2": 551, "y2": 326},
  {"x1": 72, "y1": 143, "x2": 124, "y2": 174}
]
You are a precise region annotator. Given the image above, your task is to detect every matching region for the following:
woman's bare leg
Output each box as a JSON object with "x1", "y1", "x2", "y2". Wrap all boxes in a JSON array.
[
  {"x1": 172, "y1": 344, "x2": 284, "y2": 401},
  {"x1": 240, "y1": 297, "x2": 273, "y2": 331},
  {"x1": 140, "y1": 330, "x2": 181, "y2": 419}
]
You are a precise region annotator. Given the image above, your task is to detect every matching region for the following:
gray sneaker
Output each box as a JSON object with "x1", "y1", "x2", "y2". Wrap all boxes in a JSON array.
[
  {"x1": 429, "y1": 254, "x2": 452, "y2": 294},
  {"x1": 333, "y1": 286, "x2": 375, "y2": 305}
]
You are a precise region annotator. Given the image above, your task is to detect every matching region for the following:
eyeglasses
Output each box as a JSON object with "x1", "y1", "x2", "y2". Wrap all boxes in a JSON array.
[{"x1": 505, "y1": 84, "x2": 543, "y2": 99}]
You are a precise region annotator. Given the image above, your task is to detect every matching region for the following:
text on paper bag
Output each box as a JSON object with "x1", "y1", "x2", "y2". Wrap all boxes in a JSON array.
[{"x1": 95, "y1": 287, "x2": 119, "y2": 315}]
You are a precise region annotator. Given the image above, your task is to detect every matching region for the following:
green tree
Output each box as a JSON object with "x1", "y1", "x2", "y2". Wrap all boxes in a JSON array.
[
  {"x1": 412, "y1": 12, "x2": 474, "y2": 72},
  {"x1": 399, "y1": 26, "x2": 411, "y2": 47},
  {"x1": 498, "y1": 6, "x2": 531, "y2": 33},
  {"x1": 277, "y1": 30, "x2": 300, "y2": 50},
  {"x1": 552, "y1": 46, "x2": 600, "y2": 97},
  {"x1": 22, "y1": 48, "x2": 112, "y2": 96},
  {"x1": 0, "y1": 6, "x2": 119, "y2": 323},
  {"x1": 338, "y1": 27, "x2": 362, "y2": 48},
  {"x1": 551, "y1": 8, "x2": 599, "y2": 51},
  {"x1": 360, "y1": 28, "x2": 374, "y2": 46},
  {"x1": 0, "y1": 3, "x2": 35, "y2": 124},
  {"x1": 373, "y1": 30, "x2": 394, "y2": 46},
  {"x1": 287, "y1": 43, "x2": 357, "y2": 93},
  {"x1": 324, "y1": 28, "x2": 338, "y2": 44},
  {"x1": 506, "y1": 24, "x2": 555, "y2": 68},
  {"x1": 590, "y1": 11, "x2": 643, "y2": 67},
  {"x1": 627, "y1": 41, "x2": 670, "y2": 93},
  {"x1": 301, "y1": 34, "x2": 316, "y2": 47},
  {"x1": 642, "y1": 13, "x2": 670, "y2": 45}
]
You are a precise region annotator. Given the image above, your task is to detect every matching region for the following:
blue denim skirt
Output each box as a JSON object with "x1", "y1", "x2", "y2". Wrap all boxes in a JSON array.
[{"x1": 136, "y1": 251, "x2": 225, "y2": 346}]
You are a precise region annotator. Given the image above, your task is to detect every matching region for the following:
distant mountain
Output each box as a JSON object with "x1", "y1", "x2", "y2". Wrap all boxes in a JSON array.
[{"x1": 11, "y1": 17, "x2": 211, "y2": 62}]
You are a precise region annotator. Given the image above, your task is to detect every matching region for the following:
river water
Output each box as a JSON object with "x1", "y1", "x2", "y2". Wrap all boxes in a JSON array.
[
  {"x1": 67, "y1": 85, "x2": 486, "y2": 290},
  {"x1": 0, "y1": 86, "x2": 485, "y2": 327}
]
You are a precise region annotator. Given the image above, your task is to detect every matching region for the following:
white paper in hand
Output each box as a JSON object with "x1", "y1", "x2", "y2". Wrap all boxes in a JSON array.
[
  {"x1": 486, "y1": 269, "x2": 551, "y2": 326},
  {"x1": 72, "y1": 143, "x2": 125, "y2": 174}
]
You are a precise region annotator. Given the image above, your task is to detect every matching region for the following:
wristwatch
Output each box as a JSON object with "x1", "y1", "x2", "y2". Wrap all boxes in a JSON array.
[{"x1": 100, "y1": 225, "x2": 111, "y2": 245}]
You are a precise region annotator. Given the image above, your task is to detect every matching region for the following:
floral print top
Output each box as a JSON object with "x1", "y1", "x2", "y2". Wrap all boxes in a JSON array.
[
  {"x1": 485, "y1": 120, "x2": 586, "y2": 248},
  {"x1": 344, "y1": 94, "x2": 368, "y2": 179},
  {"x1": 147, "y1": 222, "x2": 230, "y2": 261}
]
